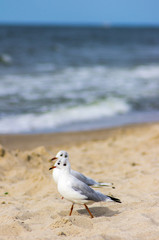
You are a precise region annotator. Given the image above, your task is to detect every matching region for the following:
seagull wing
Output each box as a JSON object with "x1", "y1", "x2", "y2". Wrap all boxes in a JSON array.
[
  {"x1": 71, "y1": 169, "x2": 98, "y2": 186},
  {"x1": 71, "y1": 178, "x2": 109, "y2": 202}
]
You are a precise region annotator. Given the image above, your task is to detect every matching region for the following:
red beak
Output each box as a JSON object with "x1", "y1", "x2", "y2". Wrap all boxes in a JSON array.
[
  {"x1": 49, "y1": 157, "x2": 57, "y2": 162},
  {"x1": 49, "y1": 166, "x2": 56, "y2": 170}
]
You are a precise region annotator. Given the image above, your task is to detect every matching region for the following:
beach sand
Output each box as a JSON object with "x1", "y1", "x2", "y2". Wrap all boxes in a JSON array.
[{"x1": 0, "y1": 123, "x2": 159, "y2": 240}]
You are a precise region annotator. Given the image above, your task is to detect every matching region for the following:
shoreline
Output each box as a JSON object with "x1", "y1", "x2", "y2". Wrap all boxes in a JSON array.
[{"x1": 0, "y1": 122, "x2": 157, "y2": 150}]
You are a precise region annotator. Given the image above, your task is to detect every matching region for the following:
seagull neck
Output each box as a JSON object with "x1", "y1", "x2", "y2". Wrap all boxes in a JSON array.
[
  {"x1": 66, "y1": 166, "x2": 71, "y2": 174},
  {"x1": 60, "y1": 165, "x2": 71, "y2": 175}
]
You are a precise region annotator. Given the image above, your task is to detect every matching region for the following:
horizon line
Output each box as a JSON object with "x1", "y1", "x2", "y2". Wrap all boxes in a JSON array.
[{"x1": 0, "y1": 21, "x2": 159, "y2": 28}]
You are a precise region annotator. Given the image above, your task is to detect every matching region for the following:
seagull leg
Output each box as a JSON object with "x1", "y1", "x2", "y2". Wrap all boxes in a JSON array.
[
  {"x1": 69, "y1": 204, "x2": 74, "y2": 216},
  {"x1": 84, "y1": 204, "x2": 94, "y2": 218}
]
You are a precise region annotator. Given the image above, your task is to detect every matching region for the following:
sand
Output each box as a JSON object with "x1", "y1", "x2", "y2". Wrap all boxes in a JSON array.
[{"x1": 0, "y1": 123, "x2": 159, "y2": 240}]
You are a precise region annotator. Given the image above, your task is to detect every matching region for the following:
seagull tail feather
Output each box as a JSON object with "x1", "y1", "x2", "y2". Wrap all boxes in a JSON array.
[
  {"x1": 108, "y1": 195, "x2": 121, "y2": 203},
  {"x1": 99, "y1": 182, "x2": 113, "y2": 186},
  {"x1": 92, "y1": 182, "x2": 114, "y2": 188}
]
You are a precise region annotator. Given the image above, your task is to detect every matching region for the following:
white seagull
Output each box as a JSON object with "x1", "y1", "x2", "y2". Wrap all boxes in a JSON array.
[
  {"x1": 49, "y1": 156, "x2": 121, "y2": 218},
  {"x1": 49, "y1": 150, "x2": 114, "y2": 188}
]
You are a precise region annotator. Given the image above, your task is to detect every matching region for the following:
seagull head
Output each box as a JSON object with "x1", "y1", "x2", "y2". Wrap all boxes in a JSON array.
[
  {"x1": 49, "y1": 150, "x2": 70, "y2": 171},
  {"x1": 49, "y1": 150, "x2": 69, "y2": 162}
]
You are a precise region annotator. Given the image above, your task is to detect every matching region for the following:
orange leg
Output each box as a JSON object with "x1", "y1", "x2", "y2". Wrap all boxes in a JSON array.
[
  {"x1": 84, "y1": 204, "x2": 94, "y2": 218},
  {"x1": 69, "y1": 204, "x2": 74, "y2": 216}
]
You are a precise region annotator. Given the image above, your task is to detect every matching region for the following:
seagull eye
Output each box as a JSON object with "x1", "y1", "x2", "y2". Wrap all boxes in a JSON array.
[
  {"x1": 60, "y1": 153, "x2": 63, "y2": 156},
  {"x1": 63, "y1": 163, "x2": 66, "y2": 166},
  {"x1": 57, "y1": 162, "x2": 60, "y2": 165},
  {"x1": 65, "y1": 155, "x2": 67, "y2": 158}
]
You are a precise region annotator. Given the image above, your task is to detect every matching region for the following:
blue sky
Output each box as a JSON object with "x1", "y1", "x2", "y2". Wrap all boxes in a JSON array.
[{"x1": 0, "y1": 0, "x2": 158, "y2": 26}]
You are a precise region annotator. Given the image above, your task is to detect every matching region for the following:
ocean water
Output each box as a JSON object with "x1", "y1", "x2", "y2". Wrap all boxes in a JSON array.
[{"x1": 0, "y1": 25, "x2": 159, "y2": 134}]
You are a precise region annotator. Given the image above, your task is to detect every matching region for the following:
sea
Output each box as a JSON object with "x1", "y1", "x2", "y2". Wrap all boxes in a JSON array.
[{"x1": 0, "y1": 25, "x2": 159, "y2": 134}]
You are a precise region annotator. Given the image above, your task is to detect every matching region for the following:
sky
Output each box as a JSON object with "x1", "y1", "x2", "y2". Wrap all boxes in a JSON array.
[{"x1": 0, "y1": 0, "x2": 159, "y2": 26}]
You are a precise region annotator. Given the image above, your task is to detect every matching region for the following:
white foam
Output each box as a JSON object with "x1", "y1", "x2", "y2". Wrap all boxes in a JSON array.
[
  {"x1": 0, "y1": 97, "x2": 130, "y2": 134},
  {"x1": 1, "y1": 64, "x2": 159, "y2": 99},
  {"x1": 0, "y1": 64, "x2": 159, "y2": 133}
]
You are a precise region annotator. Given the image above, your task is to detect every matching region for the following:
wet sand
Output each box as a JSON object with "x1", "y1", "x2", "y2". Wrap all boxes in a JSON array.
[{"x1": 0, "y1": 123, "x2": 159, "y2": 239}]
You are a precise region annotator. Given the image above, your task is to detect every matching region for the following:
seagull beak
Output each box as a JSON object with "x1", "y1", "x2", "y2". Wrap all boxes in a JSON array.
[
  {"x1": 49, "y1": 157, "x2": 57, "y2": 162},
  {"x1": 49, "y1": 166, "x2": 56, "y2": 170}
]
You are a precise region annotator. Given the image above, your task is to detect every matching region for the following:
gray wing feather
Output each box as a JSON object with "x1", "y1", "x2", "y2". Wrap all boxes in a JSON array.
[
  {"x1": 71, "y1": 169, "x2": 98, "y2": 186},
  {"x1": 71, "y1": 169, "x2": 113, "y2": 188},
  {"x1": 71, "y1": 179, "x2": 109, "y2": 202}
]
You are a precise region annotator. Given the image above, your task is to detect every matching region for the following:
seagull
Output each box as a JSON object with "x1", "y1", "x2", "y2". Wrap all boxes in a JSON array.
[
  {"x1": 49, "y1": 150, "x2": 114, "y2": 188},
  {"x1": 49, "y1": 156, "x2": 121, "y2": 218}
]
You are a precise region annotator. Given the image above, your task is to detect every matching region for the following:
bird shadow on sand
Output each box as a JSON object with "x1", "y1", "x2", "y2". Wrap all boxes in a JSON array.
[{"x1": 77, "y1": 206, "x2": 120, "y2": 218}]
